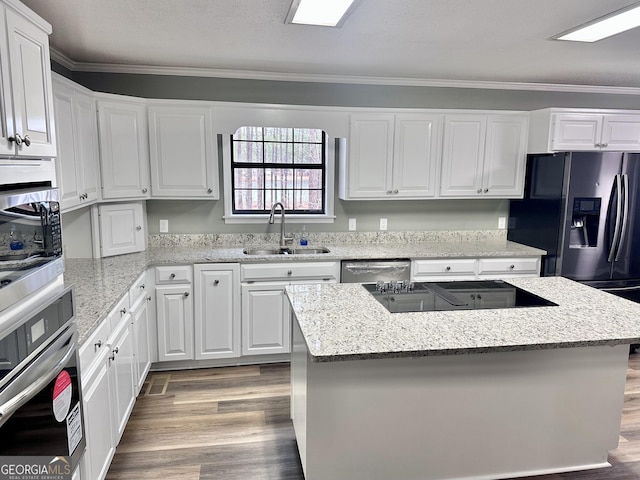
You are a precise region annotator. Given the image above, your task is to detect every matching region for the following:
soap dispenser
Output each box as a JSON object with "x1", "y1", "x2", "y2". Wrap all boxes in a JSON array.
[
  {"x1": 299, "y1": 225, "x2": 308, "y2": 246},
  {"x1": 9, "y1": 224, "x2": 24, "y2": 250}
]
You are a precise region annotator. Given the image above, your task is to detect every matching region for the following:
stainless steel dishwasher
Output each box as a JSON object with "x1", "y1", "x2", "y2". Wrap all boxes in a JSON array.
[{"x1": 340, "y1": 259, "x2": 411, "y2": 283}]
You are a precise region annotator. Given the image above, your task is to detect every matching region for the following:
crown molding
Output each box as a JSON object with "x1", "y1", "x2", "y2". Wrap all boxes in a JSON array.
[{"x1": 48, "y1": 48, "x2": 640, "y2": 96}]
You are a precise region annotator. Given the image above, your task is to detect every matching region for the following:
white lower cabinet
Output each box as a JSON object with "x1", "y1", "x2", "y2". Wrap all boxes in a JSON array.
[
  {"x1": 156, "y1": 283, "x2": 194, "y2": 361},
  {"x1": 412, "y1": 257, "x2": 541, "y2": 281},
  {"x1": 108, "y1": 316, "x2": 136, "y2": 443},
  {"x1": 130, "y1": 286, "x2": 151, "y2": 393},
  {"x1": 241, "y1": 283, "x2": 290, "y2": 355},
  {"x1": 240, "y1": 262, "x2": 340, "y2": 356},
  {"x1": 194, "y1": 264, "x2": 241, "y2": 360}
]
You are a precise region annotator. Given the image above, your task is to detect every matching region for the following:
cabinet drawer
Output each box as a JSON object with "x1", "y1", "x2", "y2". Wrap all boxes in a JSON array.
[
  {"x1": 412, "y1": 259, "x2": 477, "y2": 277},
  {"x1": 108, "y1": 295, "x2": 131, "y2": 333},
  {"x1": 477, "y1": 257, "x2": 540, "y2": 276},
  {"x1": 155, "y1": 265, "x2": 192, "y2": 284},
  {"x1": 241, "y1": 262, "x2": 339, "y2": 282},
  {"x1": 79, "y1": 318, "x2": 111, "y2": 372},
  {"x1": 129, "y1": 272, "x2": 148, "y2": 306}
]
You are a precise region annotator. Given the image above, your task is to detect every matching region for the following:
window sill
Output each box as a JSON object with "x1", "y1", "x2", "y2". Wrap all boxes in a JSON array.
[{"x1": 223, "y1": 214, "x2": 336, "y2": 225}]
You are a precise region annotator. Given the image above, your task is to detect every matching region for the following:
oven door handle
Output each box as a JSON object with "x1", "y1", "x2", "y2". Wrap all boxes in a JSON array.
[{"x1": 0, "y1": 326, "x2": 77, "y2": 428}]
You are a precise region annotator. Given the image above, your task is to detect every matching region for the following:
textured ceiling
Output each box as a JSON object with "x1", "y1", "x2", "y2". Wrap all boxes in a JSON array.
[{"x1": 19, "y1": 0, "x2": 640, "y2": 88}]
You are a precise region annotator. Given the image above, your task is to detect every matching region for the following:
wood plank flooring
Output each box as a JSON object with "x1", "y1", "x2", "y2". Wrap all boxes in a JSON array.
[{"x1": 106, "y1": 353, "x2": 640, "y2": 480}]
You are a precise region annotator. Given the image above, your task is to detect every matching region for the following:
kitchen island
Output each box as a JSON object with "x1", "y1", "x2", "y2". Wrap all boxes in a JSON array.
[{"x1": 286, "y1": 277, "x2": 640, "y2": 480}]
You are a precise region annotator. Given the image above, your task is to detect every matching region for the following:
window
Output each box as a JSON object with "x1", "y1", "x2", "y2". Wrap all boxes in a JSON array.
[{"x1": 231, "y1": 127, "x2": 325, "y2": 214}]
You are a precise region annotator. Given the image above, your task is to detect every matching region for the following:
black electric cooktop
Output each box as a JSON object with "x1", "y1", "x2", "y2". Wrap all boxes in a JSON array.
[{"x1": 363, "y1": 280, "x2": 558, "y2": 313}]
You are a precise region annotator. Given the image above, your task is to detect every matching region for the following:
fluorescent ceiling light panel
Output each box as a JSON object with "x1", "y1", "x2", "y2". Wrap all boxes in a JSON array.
[
  {"x1": 287, "y1": 0, "x2": 357, "y2": 27},
  {"x1": 557, "y1": 2, "x2": 640, "y2": 42}
]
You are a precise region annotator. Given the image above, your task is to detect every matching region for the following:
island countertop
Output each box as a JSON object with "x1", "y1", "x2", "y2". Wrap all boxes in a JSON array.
[{"x1": 285, "y1": 277, "x2": 640, "y2": 362}]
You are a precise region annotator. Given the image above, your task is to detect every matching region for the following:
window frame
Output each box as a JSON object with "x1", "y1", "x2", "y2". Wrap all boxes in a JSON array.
[{"x1": 222, "y1": 131, "x2": 336, "y2": 224}]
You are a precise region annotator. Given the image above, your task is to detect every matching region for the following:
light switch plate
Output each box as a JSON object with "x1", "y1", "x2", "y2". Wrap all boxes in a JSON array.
[
  {"x1": 498, "y1": 216, "x2": 506, "y2": 229},
  {"x1": 159, "y1": 219, "x2": 169, "y2": 233},
  {"x1": 348, "y1": 218, "x2": 357, "y2": 231},
  {"x1": 380, "y1": 218, "x2": 388, "y2": 231}
]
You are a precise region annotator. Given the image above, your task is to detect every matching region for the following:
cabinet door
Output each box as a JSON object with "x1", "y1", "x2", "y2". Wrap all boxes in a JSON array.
[
  {"x1": 131, "y1": 295, "x2": 151, "y2": 393},
  {"x1": 346, "y1": 114, "x2": 395, "y2": 198},
  {"x1": 52, "y1": 83, "x2": 81, "y2": 210},
  {"x1": 241, "y1": 283, "x2": 290, "y2": 355},
  {"x1": 97, "y1": 202, "x2": 145, "y2": 257},
  {"x1": 194, "y1": 265, "x2": 240, "y2": 360},
  {"x1": 5, "y1": 8, "x2": 56, "y2": 157},
  {"x1": 393, "y1": 114, "x2": 440, "y2": 198},
  {"x1": 481, "y1": 116, "x2": 527, "y2": 197},
  {"x1": 74, "y1": 91, "x2": 100, "y2": 203},
  {"x1": 97, "y1": 100, "x2": 150, "y2": 199},
  {"x1": 108, "y1": 320, "x2": 136, "y2": 443},
  {"x1": 148, "y1": 105, "x2": 219, "y2": 198},
  {"x1": 551, "y1": 114, "x2": 602, "y2": 151},
  {"x1": 439, "y1": 115, "x2": 486, "y2": 197},
  {"x1": 156, "y1": 284, "x2": 194, "y2": 361},
  {"x1": 601, "y1": 115, "x2": 640, "y2": 151},
  {"x1": 81, "y1": 356, "x2": 115, "y2": 480}
]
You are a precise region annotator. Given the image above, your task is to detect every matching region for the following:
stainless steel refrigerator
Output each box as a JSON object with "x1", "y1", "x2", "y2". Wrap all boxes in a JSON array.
[{"x1": 508, "y1": 151, "x2": 640, "y2": 302}]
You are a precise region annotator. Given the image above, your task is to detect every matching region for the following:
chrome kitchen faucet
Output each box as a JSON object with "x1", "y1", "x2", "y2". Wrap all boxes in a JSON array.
[{"x1": 269, "y1": 202, "x2": 293, "y2": 248}]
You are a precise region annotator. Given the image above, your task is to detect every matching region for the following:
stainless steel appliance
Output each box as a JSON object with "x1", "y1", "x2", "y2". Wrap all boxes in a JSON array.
[
  {"x1": 0, "y1": 187, "x2": 63, "y2": 312},
  {"x1": 0, "y1": 286, "x2": 85, "y2": 471},
  {"x1": 364, "y1": 280, "x2": 557, "y2": 313},
  {"x1": 340, "y1": 259, "x2": 411, "y2": 284},
  {"x1": 508, "y1": 152, "x2": 640, "y2": 302}
]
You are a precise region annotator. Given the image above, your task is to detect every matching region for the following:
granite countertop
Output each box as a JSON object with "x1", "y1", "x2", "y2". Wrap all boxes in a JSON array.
[
  {"x1": 285, "y1": 277, "x2": 640, "y2": 362},
  {"x1": 64, "y1": 238, "x2": 545, "y2": 345}
]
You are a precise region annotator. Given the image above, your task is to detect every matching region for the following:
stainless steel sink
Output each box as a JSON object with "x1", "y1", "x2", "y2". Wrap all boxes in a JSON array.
[{"x1": 243, "y1": 247, "x2": 330, "y2": 255}]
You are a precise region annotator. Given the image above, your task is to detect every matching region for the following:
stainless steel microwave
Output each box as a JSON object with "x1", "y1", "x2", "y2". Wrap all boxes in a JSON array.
[{"x1": 0, "y1": 188, "x2": 64, "y2": 312}]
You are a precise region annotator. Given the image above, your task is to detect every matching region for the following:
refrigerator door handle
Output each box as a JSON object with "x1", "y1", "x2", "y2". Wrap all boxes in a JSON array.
[
  {"x1": 608, "y1": 174, "x2": 623, "y2": 263},
  {"x1": 615, "y1": 173, "x2": 630, "y2": 262}
]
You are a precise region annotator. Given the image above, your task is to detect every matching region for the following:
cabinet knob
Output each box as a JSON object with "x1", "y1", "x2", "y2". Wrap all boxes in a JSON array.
[
  {"x1": 386, "y1": 190, "x2": 392, "y2": 194},
  {"x1": 483, "y1": 188, "x2": 489, "y2": 193},
  {"x1": 477, "y1": 294, "x2": 482, "y2": 300},
  {"x1": 170, "y1": 273, "x2": 176, "y2": 279},
  {"x1": 184, "y1": 291, "x2": 190, "y2": 297},
  {"x1": 393, "y1": 189, "x2": 399, "y2": 194},
  {"x1": 445, "y1": 266, "x2": 451, "y2": 271},
  {"x1": 136, "y1": 226, "x2": 142, "y2": 231},
  {"x1": 9, "y1": 133, "x2": 22, "y2": 145},
  {"x1": 509, "y1": 264, "x2": 515, "y2": 269},
  {"x1": 602, "y1": 143, "x2": 608, "y2": 148},
  {"x1": 23, "y1": 135, "x2": 31, "y2": 147},
  {"x1": 287, "y1": 270, "x2": 293, "y2": 275},
  {"x1": 120, "y1": 307, "x2": 127, "y2": 315},
  {"x1": 207, "y1": 188, "x2": 213, "y2": 194},
  {"x1": 140, "y1": 284, "x2": 145, "y2": 290},
  {"x1": 94, "y1": 340, "x2": 102, "y2": 349},
  {"x1": 477, "y1": 188, "x2": 482, "y2": 194},
  {"x1": 213, "y1": 279, "x2": 220, "y2": 286},
  {"x1": 147, "y1": 296, "x2": 152, "y2": 302},
  {"x1": 142, "y1": 187, "x2": 148, "y2": 194}
]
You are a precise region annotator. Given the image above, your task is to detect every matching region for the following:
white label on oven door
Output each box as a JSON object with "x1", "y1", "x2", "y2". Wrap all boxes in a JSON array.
[
  {"x1": 66, "y1": 402, "x2": 83, "y2": 455},
  {"x1": 31, "y1": 317, "x2": 45, "y2": 343},
  {"x1": 52, "y1": 370, "x2": 72, "y2": 422}
]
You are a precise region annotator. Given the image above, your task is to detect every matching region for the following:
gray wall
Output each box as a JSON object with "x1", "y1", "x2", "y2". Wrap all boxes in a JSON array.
[{"x1": 55, "y1": 62, "x2": 640, "y2": 237}]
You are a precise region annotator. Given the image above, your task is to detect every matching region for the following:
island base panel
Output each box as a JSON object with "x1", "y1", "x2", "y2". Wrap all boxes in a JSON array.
[{"x1": 292, "y1": 327, "x2": 628, "y2": 479}]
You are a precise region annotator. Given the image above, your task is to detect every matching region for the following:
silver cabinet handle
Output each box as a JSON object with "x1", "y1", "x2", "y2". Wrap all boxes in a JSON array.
[
  {"x1": 477, "y1": 294, "x2": 482, "y2": 300},
  {"x1": 602, "y1": 143, "x2": 608, "y2": 148},
  {"x1": 147, "y1": 296, "x2": 151, "y2": 302},
  {"x1": 184, "y1": 292, "x2": 190, "y2": 297},
  {"x1": 23, "y1": 135, "x2": 31, "y2": 147},
  {"x1": 142, "y1": 187, "x2": 148, "y2": 194},
  {"x1": 213, "y1": 279, "x2": 220, "y2": 286},
  {"x1": 9, "y1": 133, "x2": 22, "y2": 145},
  {"x1": 207, "y1": 188, "x2": 213, "y2": 194},
  {"x1": 120, "y1": 307, "x2": 127, "y2": 315},
  {"x1": 476, "y1": 188, "x2": 482, "y2": 194},
  {"x1": 509, "y1": 264, "x2": 515, "y2": 269},
  {"x1": 94, "y1": 340, "x2": 102, "y2": 349},
  {"x1": 445, "y1": 266, "x2": 451, "y2": 271},
  {"x1": 287, "y1": 270, "x2": 293, "y2": 275},
  {"x1": 136, "y1": 226, "x2": 142, "y2": 231},
  {"x1": 483, "y1": 188, "x2": 489, "y2": 193},
  {"x1": 393, "y1": 189, "x2": 399, "y2": 194},
  {"x1": 140, "y1": 284, "x2": 145, "y2": 290},
  {"x1": 170, "y1": 273, "x2": 176, "y2": 279}
]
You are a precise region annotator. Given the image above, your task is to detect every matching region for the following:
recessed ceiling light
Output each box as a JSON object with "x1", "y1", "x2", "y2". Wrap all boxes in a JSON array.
[
  {"x1": 556, "y1": 2, "x2": 640, "y2": 42},
  {"x1": 285, "y1": 0, "x2": 360, "y2": 27}
]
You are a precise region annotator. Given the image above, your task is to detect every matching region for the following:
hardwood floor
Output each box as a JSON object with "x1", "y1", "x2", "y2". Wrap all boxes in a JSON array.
[{"x1": 106, "y1": 353, "x2": 640, "y2": 480}]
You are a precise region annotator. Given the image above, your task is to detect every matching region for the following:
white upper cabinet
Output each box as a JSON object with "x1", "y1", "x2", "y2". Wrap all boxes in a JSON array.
[
  {"x1": 0, "y1": 2, "x2": 56, "y2": 157},
  {"x1": 340, "y1": 113, "x2": 441, "y2": 199},
  {"x1": 97, "y1": 98, "x2": 150, "y2": 199},
  {"x1": 148, "y1": 105, "x2": 219, "y2": 198},
  {"x1": 94, "y1": 202, "x2": 146, "y2": 258},
  {"x1": 52, "y1": 76, "x2": 100, "y2": 211},
  {"x1": 440, "y1": 114, "x2": 527, "y2": 198},
  {"x1": 529, "y1": 109, "x2": 640, "y2": 153}
]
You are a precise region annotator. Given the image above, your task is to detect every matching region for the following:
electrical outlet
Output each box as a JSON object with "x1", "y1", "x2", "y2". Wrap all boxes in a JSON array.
[
  {"x1": 159, "y1": 219, "x2": 169, "y2": 233},
  {"x1": 380, "y1": 218, "x2": 388, "y2": 231},
  {"x1": 498, "y1": 216, "x2": 506, "y2": 229},
  {"x1": 348, "y1": 218, "x2": 357, "y2": 231}
]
